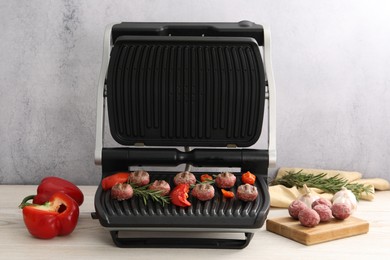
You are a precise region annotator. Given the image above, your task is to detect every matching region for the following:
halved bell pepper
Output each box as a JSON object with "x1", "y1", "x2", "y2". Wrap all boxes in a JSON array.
[
  {"x1": 30, "y1": 176, "x2": 84, "y2": 206},
  {"x1": 20, "y1": 192, "x2": 79, "y2": 239},
  {"x1": 101, "y1": 172, "x2": 130, "y2": 190},
  {"x1": 170, "y1": 184, "x2": 191, "y2": 207}
]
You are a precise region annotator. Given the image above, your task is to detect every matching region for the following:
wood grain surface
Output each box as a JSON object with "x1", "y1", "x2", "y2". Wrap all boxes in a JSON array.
[
  {"x1": 1, "y1": 185, "x2": 388, "y2": 259},
  {"x1": 266, "y1": 216, "x2": 369, "y2": 245}
]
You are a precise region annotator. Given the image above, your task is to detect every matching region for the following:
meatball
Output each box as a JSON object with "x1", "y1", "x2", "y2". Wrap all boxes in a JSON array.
[
  {"x1": 148, "y1": 180, "x2": 171, "y2": 196},
  {"x1": 215, "y1": 172, "x2": 236, "y2": 189},
  {"x1": 191, "y1": 183, "x2": 215, "y2": 201},
  {"x1": 288, "y1": 200, "x2": 307, "y2": 219},
  {"x1": 312, "y1": 198, "x2": 332, "y2": 208},
  {"x1": 111, "y1": 183, "x2": 133, "y2": 201},
  {"x1": 173, "y1": 171, "x2": 196, "y2": 186},
  {"x1": 237, "y1": 184, "x2": 258, "y2": 202},
  {"x1": 313, "y1": 204, "x2": 333, "y2": 222},
  {"x1": 128, "y1": 170, "x2": 150, "y2": 186},
  {"x1": 332, "y1": 202, "x2": 352, "y2": 220},
  {"x1": 298, "y1": 208, "x2": 320, "y2": 227}
]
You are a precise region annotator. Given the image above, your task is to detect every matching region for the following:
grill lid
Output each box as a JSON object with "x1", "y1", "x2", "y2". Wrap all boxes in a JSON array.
[{"x1": 106, "y1": 35, "x2": 266, "y2": 147}]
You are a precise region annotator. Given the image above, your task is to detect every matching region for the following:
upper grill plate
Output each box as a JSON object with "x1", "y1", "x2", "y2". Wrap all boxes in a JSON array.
[{"x1": 106, "y1": 36, "x2": 266, "y2": 147}]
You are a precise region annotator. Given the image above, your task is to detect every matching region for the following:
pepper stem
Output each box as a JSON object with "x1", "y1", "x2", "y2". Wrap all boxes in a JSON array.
[{"x1": 18, "y1": 195, "x2": 36, "y2": 209}]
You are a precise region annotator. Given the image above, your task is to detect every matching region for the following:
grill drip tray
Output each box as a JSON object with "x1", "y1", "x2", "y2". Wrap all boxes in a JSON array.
[{"x1": 92, "y1": 172, "x2": 270, "y2": 248}]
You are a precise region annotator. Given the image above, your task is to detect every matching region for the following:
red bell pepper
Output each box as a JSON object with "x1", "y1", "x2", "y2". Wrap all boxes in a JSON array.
[
  {"x1": 170, "y1": 184, "x2": 191, "y2": 207},
  {"x1": 29, "y1": 176, "x2": 84, "y2": 206},
  {"x1": 200, "y1": 174, "x2": 213, "y2": 183},
  {"x1": 101, "y1": 172, "x2": 130, "y2": 190},
  {"x1": 221, "y1": 189, "x2": 235, "y2": 199},
  {"x1": 20, "y1": 192, "x2": 79, "y2": 239},
  {"x1": 241, "y1": 171, "x2": 256, "y2": 185}
]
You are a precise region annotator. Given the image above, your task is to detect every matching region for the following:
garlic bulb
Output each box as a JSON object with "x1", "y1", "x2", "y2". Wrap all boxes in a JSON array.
[
  {"x1": 332, "y1": 187, "x2": 357, "y2": 213},
  {"x1": 297, "y1": 184, "x2": 320, "y2": 208}
]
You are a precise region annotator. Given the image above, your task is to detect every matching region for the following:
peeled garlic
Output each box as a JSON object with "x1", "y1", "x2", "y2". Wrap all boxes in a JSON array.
[
  {"x1": 297, "y1": 184, "x2": 320, "y2": 208},
  {"x1": 332, "y1": 187, "x2": 358, "y2": 213}
]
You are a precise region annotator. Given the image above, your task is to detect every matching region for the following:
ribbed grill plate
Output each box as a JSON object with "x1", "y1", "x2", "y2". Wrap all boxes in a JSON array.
[
  {"x1": 94, "y1": 172, "x2": 269, "y2": 229},
  {"x1": 106, "y1": 36, "x2": 266, "y2": 147}
]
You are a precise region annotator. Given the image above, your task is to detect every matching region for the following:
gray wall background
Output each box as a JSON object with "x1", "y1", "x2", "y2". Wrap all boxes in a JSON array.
[{"x1": 1, "y1": 0, "x2": 390, "y2": 185}]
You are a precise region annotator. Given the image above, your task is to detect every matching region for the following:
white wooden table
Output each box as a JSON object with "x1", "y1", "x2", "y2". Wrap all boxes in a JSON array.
[{"x1": 1, "y1": 185, "x2": 389, "y2": 259}]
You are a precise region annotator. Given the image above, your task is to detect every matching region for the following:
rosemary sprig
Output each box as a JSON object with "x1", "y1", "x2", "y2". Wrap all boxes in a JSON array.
[
  {"x1": 270, "y1": 170, "x2": 373, "y2": 200},
  {"x1": 131, "y1": 184, "x2": 170, "y2": 206}
]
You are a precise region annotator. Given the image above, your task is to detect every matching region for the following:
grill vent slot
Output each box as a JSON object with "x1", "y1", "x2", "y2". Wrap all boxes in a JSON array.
[{"x1": 107, "y1": 37, "x2": 265, "y2": 147}]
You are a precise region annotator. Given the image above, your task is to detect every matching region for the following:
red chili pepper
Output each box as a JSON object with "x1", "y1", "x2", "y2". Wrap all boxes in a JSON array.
[
  {"x1": 101, "y1": 172, "x2": 130, "y2": 190},
  {"x1": 170, "y1": 184, "x2": 191, "y2": 207},
  {"x1": 200, "y1": 174, "x2": 213, "y2": 182},
  {"x1": 20, "y1": 192, "x2": 79, "y2": 239},
  {"x1": 221, "y1": 189, "x2": 235, "y2": 199},
  {"x1": 30, "y1": 176, "x2": 84, "y2": 206},
  {"x1": 241, "y1": 171, "x2": 256, "y2": 185}
]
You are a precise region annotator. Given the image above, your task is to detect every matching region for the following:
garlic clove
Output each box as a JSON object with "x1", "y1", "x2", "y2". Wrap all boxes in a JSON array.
[{"x1": 297, "y1": 184, "x2": 320, "y2": 208}]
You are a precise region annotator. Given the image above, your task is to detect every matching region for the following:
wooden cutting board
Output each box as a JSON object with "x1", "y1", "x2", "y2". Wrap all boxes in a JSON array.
[{"x1": 266, "y1": 216, "x2": 369, "y2": 245}]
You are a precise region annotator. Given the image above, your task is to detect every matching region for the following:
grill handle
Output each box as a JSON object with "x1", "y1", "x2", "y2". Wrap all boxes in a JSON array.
[
  {"x1": 111, "y1": 21, "x2": 264, "y2": 45},
  {"x1": 101, "y1": 148, "x2": 268, "y2": 176}
]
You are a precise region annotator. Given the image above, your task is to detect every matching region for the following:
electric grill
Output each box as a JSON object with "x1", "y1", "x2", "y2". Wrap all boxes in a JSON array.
[{"x1": 92, "y1": 21, "x2": 276, "y2": 249}]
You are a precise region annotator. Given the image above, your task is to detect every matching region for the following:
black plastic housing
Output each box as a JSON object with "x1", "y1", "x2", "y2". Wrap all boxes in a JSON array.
[{"x1": 101, "y1": 148, "x2": 269, "y2": 177}]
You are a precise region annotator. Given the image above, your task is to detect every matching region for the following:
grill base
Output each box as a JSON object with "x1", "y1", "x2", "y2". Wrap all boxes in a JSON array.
[
  {"x1": 93, "y1": 172, "x2": 270, "y2": 248},
  {"x1": 109, "y1": 230, "x2": 254, "y2": 249}
]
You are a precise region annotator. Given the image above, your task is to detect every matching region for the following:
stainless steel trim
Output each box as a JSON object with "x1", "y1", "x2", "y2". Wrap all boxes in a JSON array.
[
  {"x1": 263, "y1": 26, "x2": 277, "y2": 168},
  {"x1": 95, "y1": 23, "x2": 115, "y2": 165}
]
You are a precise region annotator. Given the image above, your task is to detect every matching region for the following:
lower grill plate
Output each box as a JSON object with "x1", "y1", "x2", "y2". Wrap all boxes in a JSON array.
[{"x1": 94, "y1": 172, "x2": 269, "y2": 229}]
